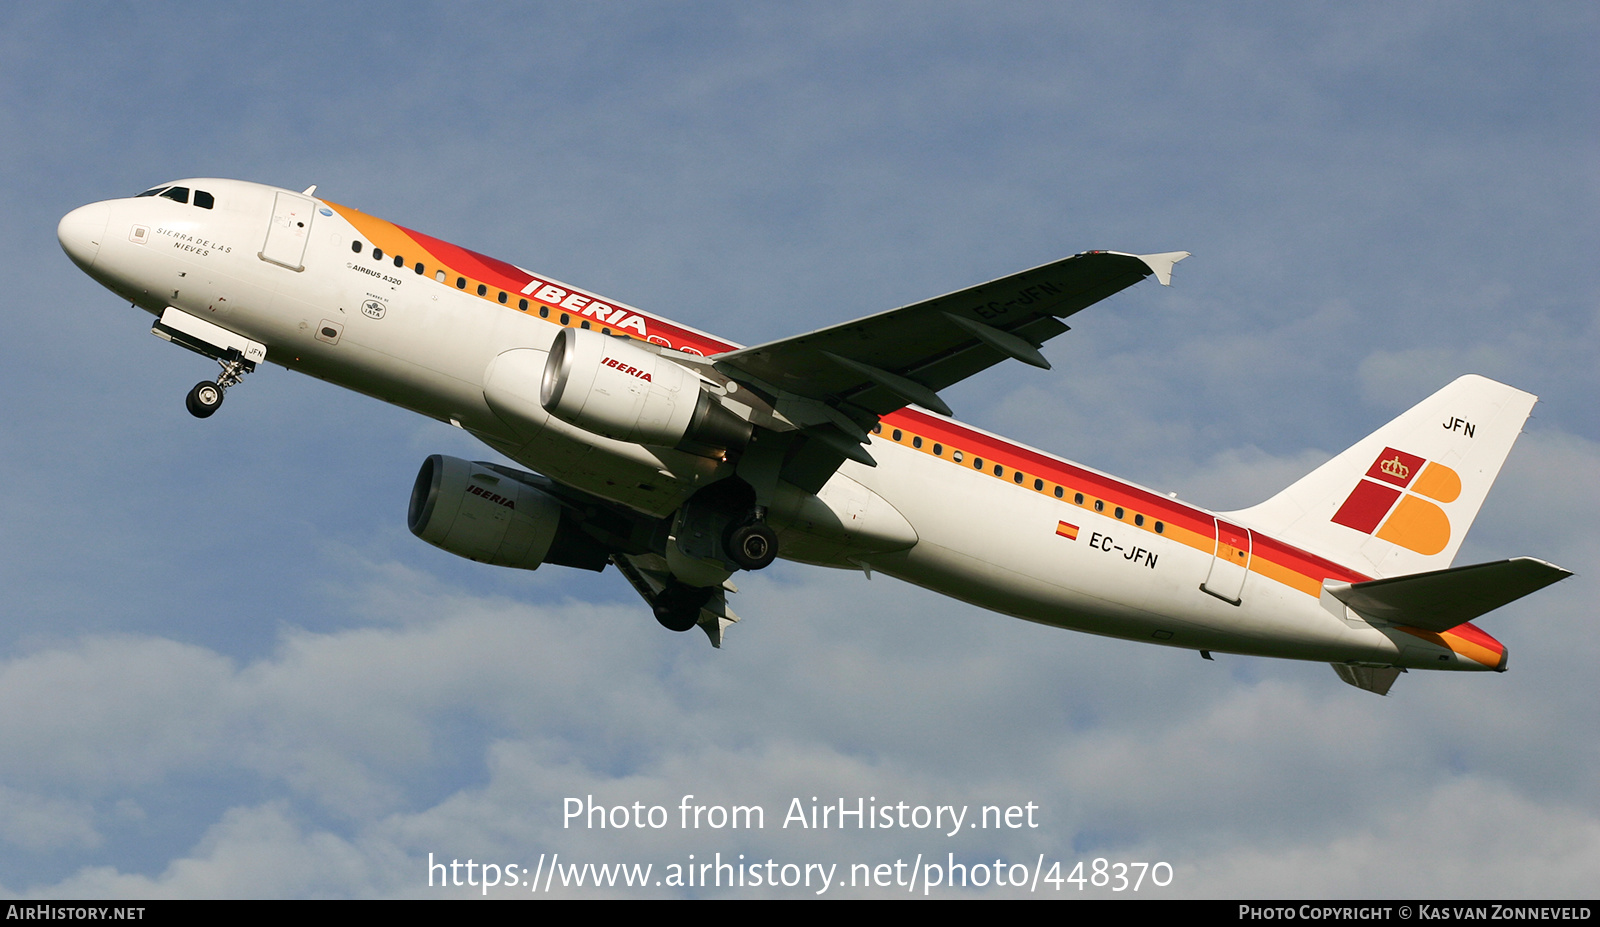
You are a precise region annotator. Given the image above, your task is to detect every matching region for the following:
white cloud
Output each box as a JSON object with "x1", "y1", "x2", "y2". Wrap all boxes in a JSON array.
[
  {"x1": 0, "y1": 638, "x2": 234, "y2": 790},
  {"x1": 0, "y1": 786, "x2": 100, "y2": 853},
  {"x1": 1185, "y1": 777, "x2": 1600, "y2": 898},
  {"x1": 1, "y1": 534, "x2": 1594, "y2": 897}
]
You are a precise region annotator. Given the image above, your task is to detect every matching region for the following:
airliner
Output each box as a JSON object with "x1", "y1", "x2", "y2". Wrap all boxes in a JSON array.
[{"x1": 57, "y1": 178, "x2": 1570, "y2": 695}]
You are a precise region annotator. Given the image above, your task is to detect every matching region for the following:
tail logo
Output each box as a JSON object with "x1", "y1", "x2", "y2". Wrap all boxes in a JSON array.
[{"x1": 1331, "y1": 447, "x2": 1461, "y2": 555}]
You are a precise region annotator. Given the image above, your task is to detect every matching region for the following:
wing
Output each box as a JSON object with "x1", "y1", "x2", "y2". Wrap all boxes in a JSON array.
[{"x1": 711, "y1": 250, "x2": 1187, "y2": 488}]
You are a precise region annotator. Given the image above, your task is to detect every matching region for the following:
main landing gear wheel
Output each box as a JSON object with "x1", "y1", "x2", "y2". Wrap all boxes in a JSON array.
[
  {"x1": 726, "y1": 522, "x2": 779, "y2": 571},
  {"x1": 653, "y1": 582, "x2": 714, "y2": 632},
  {"x1": 185, "y1": 381, "x2": 224, "y2": 418}
]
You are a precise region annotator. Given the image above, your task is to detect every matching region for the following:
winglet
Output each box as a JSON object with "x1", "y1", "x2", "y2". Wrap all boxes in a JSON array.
[{"x1": 1138, "y1": 251, "x2": 1190, "y2": 286}]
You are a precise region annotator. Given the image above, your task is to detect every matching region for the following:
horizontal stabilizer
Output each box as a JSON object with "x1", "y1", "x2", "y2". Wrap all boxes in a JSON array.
[
  {"x1": 1328, "y1": 557, "x2": 1571, "y2": 632},
  {"x1": 1331, "y1": 664, "x2": 1405, "y2": 696}
]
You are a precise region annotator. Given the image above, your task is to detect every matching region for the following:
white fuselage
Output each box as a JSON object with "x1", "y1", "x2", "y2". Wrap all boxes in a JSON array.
[{"x1": 58, "y1": 179, "x2": 1498, "y2": 672}]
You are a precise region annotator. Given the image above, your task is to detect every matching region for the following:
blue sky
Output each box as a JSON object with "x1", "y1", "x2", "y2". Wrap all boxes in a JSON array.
[{"x1": 2, "y1": 2, "x2": 1596, "y2": 897}]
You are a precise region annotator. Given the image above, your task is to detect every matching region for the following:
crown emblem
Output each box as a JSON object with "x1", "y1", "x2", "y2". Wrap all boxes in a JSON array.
[{"x1": 1380, "y1": 456, "x2": 1409, "y2": 479}]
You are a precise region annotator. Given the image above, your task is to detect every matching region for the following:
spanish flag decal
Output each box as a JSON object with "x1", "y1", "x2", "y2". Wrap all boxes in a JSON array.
[{"x1": 1056, "y1": 521, "x2": 1080, "y2": 541}]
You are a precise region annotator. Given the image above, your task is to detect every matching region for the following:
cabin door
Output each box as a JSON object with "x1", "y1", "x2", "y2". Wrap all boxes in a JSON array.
[
  {"x1": 259, "y1": 191, "x2": 316, "y2": 271},
  {"x1": 1202, "y1": 518, "x2": 1253, "y2": 605}
]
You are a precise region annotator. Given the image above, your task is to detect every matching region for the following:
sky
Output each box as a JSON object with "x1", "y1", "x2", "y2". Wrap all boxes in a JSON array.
[{"x1": 2, "y1": 1, "x2": 1596, "y2": 899}]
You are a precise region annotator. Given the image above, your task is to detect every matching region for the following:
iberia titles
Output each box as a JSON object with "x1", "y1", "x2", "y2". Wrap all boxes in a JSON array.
[
  {"x1": 602, "y1": 356, "x2": 653, "y2": 381},
  {"x1": 520, "y1": 279, "x2": 650, "y2": 337}
]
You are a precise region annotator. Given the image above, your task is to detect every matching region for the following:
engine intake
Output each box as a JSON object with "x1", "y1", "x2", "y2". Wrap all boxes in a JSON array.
[
  {"x1": 408, "y1": 455, "x2": 609, "y2": 571},
  {"x1": 540, "y1": 327, "x2": 752, "y2": 455}
]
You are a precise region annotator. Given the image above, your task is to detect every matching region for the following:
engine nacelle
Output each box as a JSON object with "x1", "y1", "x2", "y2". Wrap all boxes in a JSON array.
[
  {"x1": 539, "y1": 327, "x2": 752, "y2": 455},
  {"x1": 408, "y1": 455, "x2": 609, "y2": 571}
]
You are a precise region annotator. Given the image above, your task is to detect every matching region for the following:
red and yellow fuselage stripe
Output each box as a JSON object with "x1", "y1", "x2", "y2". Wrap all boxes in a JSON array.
[
  {"x1": 326, "y1": 202, "x2": 1504, "y2": 667},
  {"x1": 874, "y1": 408, "x2": 1503, "y2": 666},
  {"x1": 327, "y1": 203, "x2": 731, "y2": 357}
]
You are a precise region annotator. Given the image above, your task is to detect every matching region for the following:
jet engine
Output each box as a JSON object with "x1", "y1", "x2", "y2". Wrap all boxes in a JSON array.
[
  {"x1": 408, "y1": 455, "x2": 610, "y2": 571},
  {"x1": 539, "y1": 327, "x2": 752, "y2": 456}
]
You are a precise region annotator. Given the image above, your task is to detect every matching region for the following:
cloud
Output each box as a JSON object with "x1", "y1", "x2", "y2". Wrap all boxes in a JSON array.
[
  {"x1": 1186, "y1": 777, "x2": 1600, "y2": 898},
  {"x1": 1, "y1": 524, "x2": 1595, "y2": 897},
  {"x1": 0, "y1": 787, "x2": 100, "y2": 854}
]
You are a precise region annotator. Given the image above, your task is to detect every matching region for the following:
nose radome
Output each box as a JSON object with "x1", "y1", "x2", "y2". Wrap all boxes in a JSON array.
[{"x1": 58, "y1": 201, "x2": 111, "y2": 270}]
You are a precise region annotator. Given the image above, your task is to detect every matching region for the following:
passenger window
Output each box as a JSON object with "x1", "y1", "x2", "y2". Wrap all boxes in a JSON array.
[
  {"x1": 973, "y1": 457, "x2": 983, "y2": 469},
  {"x1": 373, "y1": 248, "x2": 384, "y2": 261},
  {"x1": 540, "y1": 307, "x2": 549, "y2": 318},
  {"x1": 993, "y1": 464, "x2": 1003, "y2": 476},
  {"x1": 351, "y1": 241, "x2": 362, "y2": 254},
  {"x1": 912, "y1": 436, "x2": 923, "y2": 449},
  {"x1": 1114, "y1": 507, "x2": 1124, "y2": 519},
  {"x1": 456, "y1": 277, "x2": 466, "y2": 289},
  {"x1": 1075, "y1": 493, "x2": 1084, "y2": 504},
  {"x1": 394, "y1": 255, "x2": 404, "y2": 268},
  {"x1": 415, "y1": 263, "x2": 425, "y2": 275},
  {"x1": 1155, "y1": 522, "x2": 1165, "y2": 534},
  {"x1": 1033, "y1": 478, "x2": 1043, "y2": 491},
  {"x1": 518, "y1": 298, "x2": 528, "y2": 310},
  {"x1": 1135, "y1": 514, "x2": 1145, "y2": 526},
  {"x1": 1013, "y1": 471, "x2": 1023, "y2": 484},
  {"x1": 952, "y1": 450, "x2": 963, "y2": 463},
  {"x1": 159, "y1": 187, "x2": 189, "y2": 204},
  {"x1": 873, "y1": 424, "x2": 882, "y2": 434},
  {"x1": 580, "y1": 320, "x2": 591, "y2": 330},
  {"x1": 1094, "y1": 500, "x2": 1104, "y2": 512},
  {"x1": 560, "y1": 313, "x2": 570, "y2": 325},
  {"x1": 436, "y1": 270, "x2": 446, "y2": 282},
  {"x1": 477, "y1": 284, "x2": 487, "y2": 296},
  {"x1": 933, "y1": 443, "x2": 942, "y2": 455},
  {"x1": 497, "y1": 291, "x2": 508, "y2": 304},
  {"x1": 892, "y1": 430, "x2": 902, "y2": 441},
  {"x1": 193, "y1": 190, "x2": 215, "y2": 209},
  {"x1": 1054, "y1": 486, "x2": 1064, "y2": 498}
]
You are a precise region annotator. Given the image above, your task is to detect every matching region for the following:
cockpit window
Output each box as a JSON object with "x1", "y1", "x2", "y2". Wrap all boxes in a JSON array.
[{"x1": 135, "y1": 185, "x2": 213, "y2": 208}]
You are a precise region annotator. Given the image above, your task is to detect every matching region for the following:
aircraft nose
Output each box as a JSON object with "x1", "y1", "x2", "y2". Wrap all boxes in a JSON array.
[{"x1": 58, "y1": 201, "x2": 110, "y2": 270}]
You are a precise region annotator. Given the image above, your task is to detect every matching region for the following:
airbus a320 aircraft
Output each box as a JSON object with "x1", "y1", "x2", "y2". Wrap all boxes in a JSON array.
[{"x1": 58, "y1": 179, "x2": 1570, "y2": 695}]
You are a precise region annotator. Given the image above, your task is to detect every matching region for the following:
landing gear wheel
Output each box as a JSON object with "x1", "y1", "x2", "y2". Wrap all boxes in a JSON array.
[
  {"x1": 726, "y1": 522, "x2": 779, "y2": 571},
  {"x1": 653, "y1": 582, "x2": 714, "y2": 632},
  {"x1": 185, "y1": 381, "x2": 224, "y2": 418}
]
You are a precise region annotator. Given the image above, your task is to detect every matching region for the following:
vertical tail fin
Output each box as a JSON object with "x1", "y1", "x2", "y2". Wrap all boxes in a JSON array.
[{"x1": 1229, "y1": 375, "x2": 1536, "y2": 578}]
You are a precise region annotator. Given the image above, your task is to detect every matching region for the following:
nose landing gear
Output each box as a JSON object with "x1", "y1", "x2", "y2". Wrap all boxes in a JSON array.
[
  {"x1": 182, "y1": 354, "x2": 253, "y2": 419},
  {"x1": 150, "y1": 307, "x2": 265, "y2": 420},
  {"x1": 185, "y1": 381, "x2": 223, "y2": 418}
]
